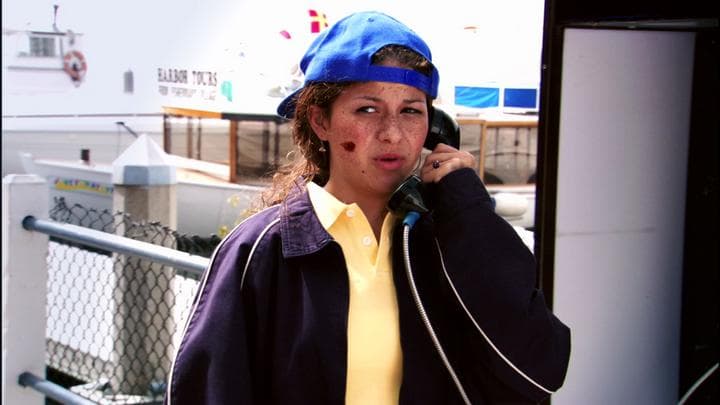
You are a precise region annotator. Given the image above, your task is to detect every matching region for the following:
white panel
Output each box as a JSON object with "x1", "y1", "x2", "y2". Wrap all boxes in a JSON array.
[
  {"x1": 554, "y1": 232, "x2": 684, "y2": 403},
  {"x1": 552, "y1": 29, "x2": 694, "y2": 405}
]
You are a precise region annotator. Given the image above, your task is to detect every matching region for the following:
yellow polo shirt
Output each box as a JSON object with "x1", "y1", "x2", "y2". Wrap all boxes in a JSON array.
[{"x1": 307, "y1": 182, "x2": 402, "y2": 405}]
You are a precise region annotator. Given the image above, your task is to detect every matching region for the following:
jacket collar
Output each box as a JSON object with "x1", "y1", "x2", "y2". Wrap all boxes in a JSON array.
[{"x1": 279, "y1": 184, "x2": 334, "y2": 258}]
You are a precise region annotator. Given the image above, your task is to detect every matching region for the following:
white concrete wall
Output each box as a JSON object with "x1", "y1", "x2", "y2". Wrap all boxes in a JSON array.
[
  {"x1": 552, "y1": 29, "x2": 695, "y2": 404},
  {"x1": 2, "y1": 174, "x2": 49, "y2": 405}
]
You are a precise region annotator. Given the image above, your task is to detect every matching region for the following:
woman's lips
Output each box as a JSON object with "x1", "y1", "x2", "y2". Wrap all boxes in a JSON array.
[{"x1": 374, "y1": 154, "x2": 405, "y2": 171}]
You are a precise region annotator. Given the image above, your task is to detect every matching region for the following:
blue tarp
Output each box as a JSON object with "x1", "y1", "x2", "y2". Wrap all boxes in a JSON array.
[
  {"x1": 454, "y1": 86, "x2": 538, "y2": 109},
  {"x1": 504, "y1": 88, "x2": 537, "y2": 108},
  {"x1": 455, "y1": 86, "x2": 499, "y2": 108}
]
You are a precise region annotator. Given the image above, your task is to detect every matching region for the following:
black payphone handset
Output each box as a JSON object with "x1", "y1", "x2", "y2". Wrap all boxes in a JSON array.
[
  {"x1": 387, "y1": 107, "x2": 460, "y2": 219},
  {"x1": 424, "y1": 107, "x2": 461, "y2": 151}
]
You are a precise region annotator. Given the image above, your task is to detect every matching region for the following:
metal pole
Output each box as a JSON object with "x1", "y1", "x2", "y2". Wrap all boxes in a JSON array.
[
  {"x1": 18, "y1": 372, "x2": 98, "y2": 405},
  {"x1": 22, "y1": 216, "x2": 208, "y2": 277}
]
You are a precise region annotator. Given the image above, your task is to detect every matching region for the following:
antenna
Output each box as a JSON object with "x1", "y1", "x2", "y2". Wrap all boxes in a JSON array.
[
  {"x1": 52, "y1": 5, "x2": 59, "y2": 32},
  {"x1": 115, "y1": 121, "x2": 139, "y2": 138}
]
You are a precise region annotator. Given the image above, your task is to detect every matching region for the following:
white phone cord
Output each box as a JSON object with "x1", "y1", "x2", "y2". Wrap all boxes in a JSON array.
[{"x1": 403, "y1": 223, "x2": 472, "y2": 405}]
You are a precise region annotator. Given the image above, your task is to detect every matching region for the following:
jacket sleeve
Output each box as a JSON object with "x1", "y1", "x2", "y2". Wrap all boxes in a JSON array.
[
  {"x1": 427, "y1": 168, "x2": 571, "y2": 402},
  {"x1": 165, "y1": 230, "x2": 256, "y2": 404}
]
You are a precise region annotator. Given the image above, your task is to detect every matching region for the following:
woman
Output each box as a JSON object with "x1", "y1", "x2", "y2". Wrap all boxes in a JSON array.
[{"x1": 166, "y1": 11, "x2": 570, "y2": 405}]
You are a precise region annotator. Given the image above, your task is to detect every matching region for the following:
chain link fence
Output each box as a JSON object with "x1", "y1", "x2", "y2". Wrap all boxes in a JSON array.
[{"x1": 45, "y1": 197, "x2": 219, "y2": 404}]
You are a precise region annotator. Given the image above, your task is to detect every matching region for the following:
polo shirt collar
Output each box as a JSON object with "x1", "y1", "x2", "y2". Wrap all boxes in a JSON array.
[{"x1": 307, "y1": 182, "x2": 360, "y2": 231}]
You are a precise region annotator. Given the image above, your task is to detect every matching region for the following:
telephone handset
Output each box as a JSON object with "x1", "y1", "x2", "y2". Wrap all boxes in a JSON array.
[
  {"x1": 388, "y1": 107, "x2": 460, "y2": 217},
  {"x1": 424, "y1": 107, "x2": 460, "y2": 150}
]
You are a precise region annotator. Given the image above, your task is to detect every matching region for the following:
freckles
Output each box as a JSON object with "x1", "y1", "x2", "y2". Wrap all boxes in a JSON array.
[{"x1": 340, "y1": 142, "x2": 356, "y2": 152}]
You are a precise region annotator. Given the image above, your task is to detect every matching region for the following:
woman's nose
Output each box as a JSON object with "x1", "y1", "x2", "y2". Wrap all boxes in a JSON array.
[{"x1": 377, "y1": 115, "x2": 403, "y2": 143}]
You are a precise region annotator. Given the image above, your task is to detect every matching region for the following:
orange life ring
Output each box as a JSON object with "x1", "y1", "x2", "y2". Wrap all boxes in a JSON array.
[{"x1": 63, "y1": 50, "x2": 87, "y2": 82}]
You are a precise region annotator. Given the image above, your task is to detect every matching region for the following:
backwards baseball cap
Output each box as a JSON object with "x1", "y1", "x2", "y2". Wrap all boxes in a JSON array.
[{"x1": 276, "y1": 11, "x2": 440, "y2": 118}]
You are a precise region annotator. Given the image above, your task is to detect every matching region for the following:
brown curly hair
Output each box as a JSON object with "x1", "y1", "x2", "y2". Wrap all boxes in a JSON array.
[{"x1": 251, "y1": 45, "x2": 434, "y2": 211}]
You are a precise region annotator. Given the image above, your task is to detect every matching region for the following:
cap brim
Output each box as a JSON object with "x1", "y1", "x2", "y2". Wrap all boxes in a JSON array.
[{"x1": 276, "y1": 88, "x2": 302, "y2": 119}]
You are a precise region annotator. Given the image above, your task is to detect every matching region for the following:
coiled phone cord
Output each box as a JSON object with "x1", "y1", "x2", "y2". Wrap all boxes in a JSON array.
[{"x1": 402, "y1": 212, "x2": 471, "y2": 405}]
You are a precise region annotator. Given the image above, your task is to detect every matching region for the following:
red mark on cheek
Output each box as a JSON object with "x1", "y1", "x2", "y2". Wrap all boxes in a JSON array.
[{"x1": 340, "y1": 142, "x2": 355, "y2": 152}]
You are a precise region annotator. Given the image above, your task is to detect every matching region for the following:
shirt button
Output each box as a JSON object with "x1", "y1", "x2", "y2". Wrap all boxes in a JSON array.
[
  {"x1": 346, "y1": 209, "x2": 355, "y2": 218},
  {"x1": 362, "y1": 236, "x2": 373, "y2": 246}
]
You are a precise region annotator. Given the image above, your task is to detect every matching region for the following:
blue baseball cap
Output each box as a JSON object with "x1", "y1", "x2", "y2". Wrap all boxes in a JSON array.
[{"x1": 276, "y1": 11, "x2": 440, "y2": 118}]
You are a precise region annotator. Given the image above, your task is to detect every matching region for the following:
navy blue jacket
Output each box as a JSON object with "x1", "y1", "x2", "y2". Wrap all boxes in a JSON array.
[{"x1": 166, "y1": 168, "x2": 570, "y2": 404}]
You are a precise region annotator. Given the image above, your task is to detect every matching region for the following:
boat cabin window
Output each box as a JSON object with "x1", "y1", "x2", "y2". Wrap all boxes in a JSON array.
[{"x1": 28, "y1": 35, "x2": 57, "y2": 57}]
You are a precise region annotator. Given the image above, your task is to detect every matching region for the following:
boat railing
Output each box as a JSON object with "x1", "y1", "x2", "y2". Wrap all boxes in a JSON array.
[
  {"x1": 457, "y1": 117, "x2": 538, "y2": 186},
  {"x1": 3, "y1": 110, "x2": 538, "y2": 189}
]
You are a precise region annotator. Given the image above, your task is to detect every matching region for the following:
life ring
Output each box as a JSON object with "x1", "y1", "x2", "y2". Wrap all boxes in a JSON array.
[{"x1": 63, "y1": 50, "x2": 87, "y2": 82}]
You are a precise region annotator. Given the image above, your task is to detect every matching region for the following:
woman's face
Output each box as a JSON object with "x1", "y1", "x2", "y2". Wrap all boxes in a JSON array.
[{"x1": 309, "y1": 81, "x2": 428, "y2": 203}]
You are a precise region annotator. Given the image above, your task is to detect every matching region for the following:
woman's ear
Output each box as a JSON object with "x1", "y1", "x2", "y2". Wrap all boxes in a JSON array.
[{"x1": 308, "y1": 106, "x2": 329, "y2": 141}]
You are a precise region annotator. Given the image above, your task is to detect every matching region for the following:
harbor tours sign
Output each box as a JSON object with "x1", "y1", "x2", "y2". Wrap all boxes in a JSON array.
[{"x1": 156, "y1": 67, "x2": 224, "y2": 103}]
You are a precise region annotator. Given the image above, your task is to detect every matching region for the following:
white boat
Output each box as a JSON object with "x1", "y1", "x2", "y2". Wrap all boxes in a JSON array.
[
  {"x1": 19, "y1": 148, "x2": 264, "y2": 237},
  {"x1": 5, "y1": 1, "x2": 540, "y2": 240}
]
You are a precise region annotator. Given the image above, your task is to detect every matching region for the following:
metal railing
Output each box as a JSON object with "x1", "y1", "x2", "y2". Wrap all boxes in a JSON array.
[
  {"x1": 18, "y1": 372, "x2": 97, "y2": 405},
  {"x1": 18, "y1": 213, "x2": 210, "y2": 404},
  {"x1": 22, "y1": 216, "x2": 208, "y2": 276}
]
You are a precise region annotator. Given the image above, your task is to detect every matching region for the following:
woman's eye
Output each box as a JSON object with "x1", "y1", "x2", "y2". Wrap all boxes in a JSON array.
[
  {"x1": 357, "y1": 106, "x2": 377, "y2": 113},
  {"x1": 403, "y1": 107, "x2": 422, "y2": 114}
]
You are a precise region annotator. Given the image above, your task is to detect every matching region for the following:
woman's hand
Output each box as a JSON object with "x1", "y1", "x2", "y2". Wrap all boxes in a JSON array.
[{"x1": 421, "y1": 143, "x2": 476, "y2": 183}]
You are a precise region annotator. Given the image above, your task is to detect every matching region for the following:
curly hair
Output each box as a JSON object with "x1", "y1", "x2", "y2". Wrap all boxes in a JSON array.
[{"x1": 250, "y1": 45, "x2": 434, "y2": 212}]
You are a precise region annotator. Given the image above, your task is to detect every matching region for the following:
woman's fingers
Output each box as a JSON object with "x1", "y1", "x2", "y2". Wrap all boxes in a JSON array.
[{"x1": 421, "y1": 147, "x2": 475, "y2": 183}]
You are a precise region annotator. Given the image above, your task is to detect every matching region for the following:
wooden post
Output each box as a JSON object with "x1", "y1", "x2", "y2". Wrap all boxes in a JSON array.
[
  {"x1": 479, "y1": 120, "x2": 488, "y2": 180},
  {"x1": 273, "y1": 121, "x2": 280, "y2": 167},
  {"x1": 229, "y1": 120, "x2": 238, "y2": 183},
  {"x1": 262, "y1": 122, "x2": 270, "y2": 171},
  {"x1": 162, "y1": 114, "x2": 172, "y2": 154},
  {"x1": 196, "y1": 117, "x2": 202, "y2": 160},
  {"x1": 186, "y1": 117, "x2": 193, "y2": 159}
]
